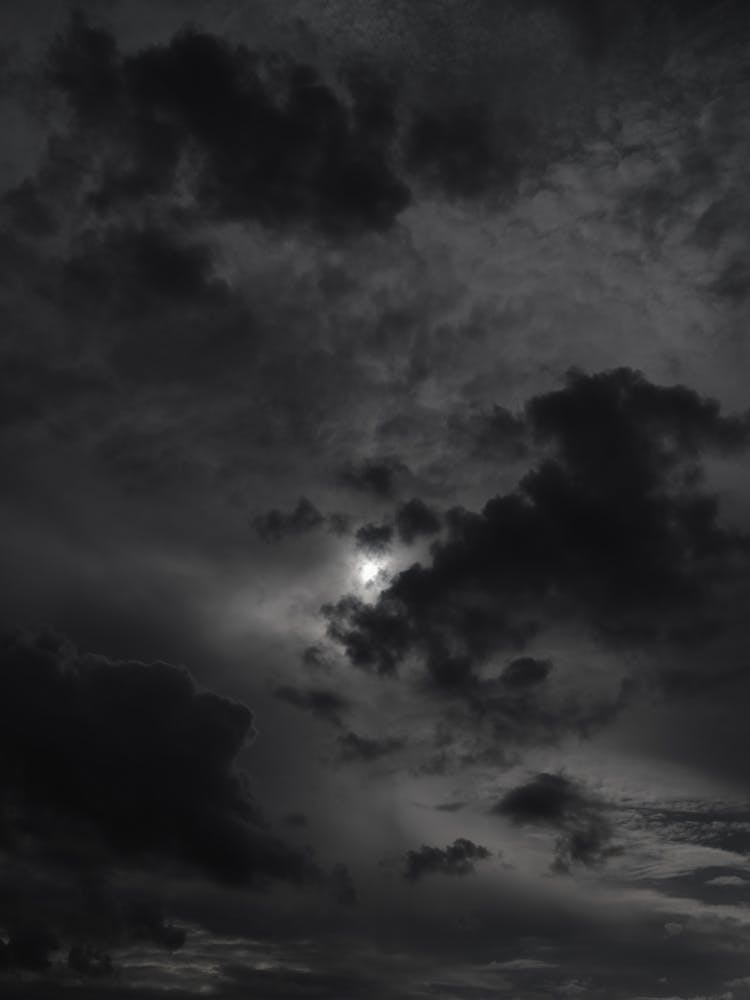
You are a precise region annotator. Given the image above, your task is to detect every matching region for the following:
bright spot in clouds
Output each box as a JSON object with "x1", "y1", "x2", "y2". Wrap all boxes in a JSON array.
[
  {"x1": 358, "y1": 558, "x2": 384, "y2": 586},
  {"x1": 357, "y1": 558, "x2": 386, "y2": 587}
]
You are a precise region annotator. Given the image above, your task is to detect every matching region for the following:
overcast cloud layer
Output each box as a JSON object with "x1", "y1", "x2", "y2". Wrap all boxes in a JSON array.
[{"x1": 2, "y1": 2, "x2": 750, "y2": 998}]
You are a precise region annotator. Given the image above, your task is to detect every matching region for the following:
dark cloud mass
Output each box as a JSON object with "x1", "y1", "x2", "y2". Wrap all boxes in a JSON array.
[
  {"x1": 327, "y1": 369, "x2": 749, "y2": 685},
  {"x1": 41, "y1": 5, "x2": 597, "y2": 238},
  {"x1": 0, "y1": 628, "x2": 311, "y2": 887},
  {"x1": 500, "y1": 656, "x2": 553, "y2": 689},
  {"x1": 394, "y1": 498, "x2": 442, "y2": 544},
  {"x1": 3, "y1": 1, "x2": 750, "y2": 997},
  {"x1": 496, "y1": 773, "x2": 620, "y2": 871},
  {"x1": 48, "y1": 15, "x2": 410, "y2": 233},
  {"x1": 403, "y1": 839, "x2": 492, "y2": 881}
]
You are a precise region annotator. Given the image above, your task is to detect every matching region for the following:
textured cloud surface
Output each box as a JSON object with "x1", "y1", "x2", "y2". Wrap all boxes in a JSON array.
[{"x1": 3, "y1": 1, "x2": 750, "y2": 997}]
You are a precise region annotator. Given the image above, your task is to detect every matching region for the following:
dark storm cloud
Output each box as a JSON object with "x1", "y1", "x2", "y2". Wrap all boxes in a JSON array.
[
  {"x1": 0, "y1": 627, "x2": 313, "y2": 887},
  {"x1": 254, "y1": 498, "x2": 326, "y2": 543},
  {"x1": 9, "y1": 1, "x2": 748, "y2": 254},
  {"x1": 48, "y1": 15, "x2": 410, "y2": 234},
  {"x1": 32, "y1": 4, "x2": 620, "y2": 244},
  {"x1": 274, "y1": 684, "x2": 351, "y2": 727},
  {"x1": 402, "y1": 839, "x2": 491, "y2": 882},
  {"x1": 337, "y1": 730, "x2": 405, "y2": 763},
  {"x1": 495, "y1": 772, "x2": 619, "y2": 871},
  {"x1": 498, "y1": 772, "x2": 585, "y2": 824},
  {"x1": 500, "y1": 656, "x2": 553, "y2": 689},
  {"x1": 394, "y1": 498, "x2": 441, "y2": 544},
  {"x1": 326, "y1": 369, "x2": 749, "y2": 686}
]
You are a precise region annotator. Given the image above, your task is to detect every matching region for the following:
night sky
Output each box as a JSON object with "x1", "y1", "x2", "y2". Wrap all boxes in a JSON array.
[{"x1": 2, "y1": 2, "x2": 750, "y2": 998}]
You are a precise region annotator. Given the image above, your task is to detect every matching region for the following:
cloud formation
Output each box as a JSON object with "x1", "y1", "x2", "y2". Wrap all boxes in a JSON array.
[
  {"x1": 0, "y1": 628, "x2": 312, "y2": 886},
  {"x1": 394, "y1": 498, "x2": 442, "y2": 544},
  {"x1": 326, "y1": 369, "x2": 749, "y2": 688},
  {"x1": 495, "y1": 772, "x2": 619, "y2": 871},
  {"x1": 48, "y1": 16, "x2": 410, "y2": 234},
  {"x1": 2, "y1": 2, "x2": 750, "y2": 997},
  {"x1": 403, "y1": 838, "x2": 492, "y2": 881}
]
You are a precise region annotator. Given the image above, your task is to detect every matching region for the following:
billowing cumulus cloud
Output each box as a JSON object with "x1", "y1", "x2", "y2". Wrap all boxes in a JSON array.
[
  {"x1": 326, "y1": 369, "x2": 749, "y2": 687},
  {"x1": 0, "y1": 628, "x2": 313, "y2": 886}
]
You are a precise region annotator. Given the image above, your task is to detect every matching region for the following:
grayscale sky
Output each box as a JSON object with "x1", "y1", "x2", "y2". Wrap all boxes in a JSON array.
[{"x1": 2, "y1": 2, "x2": 750, "y2": 998}]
